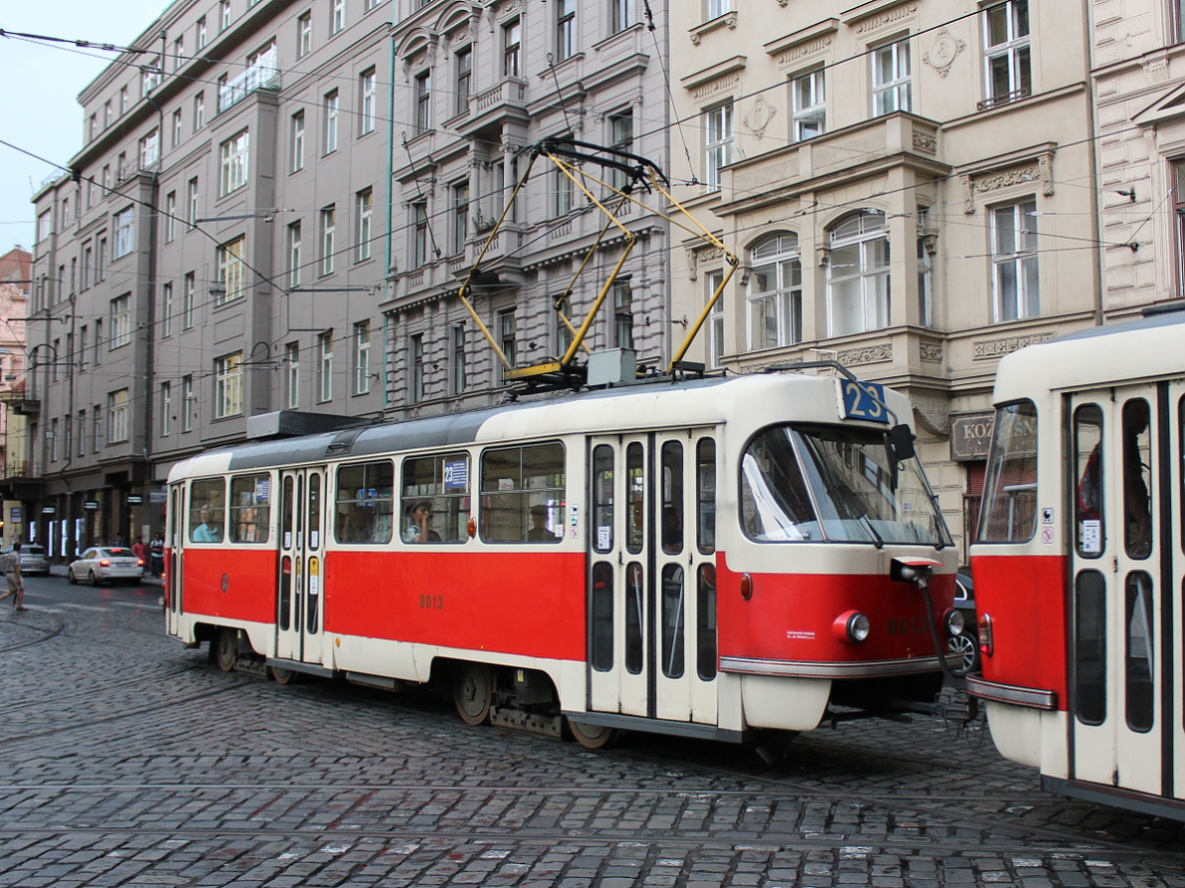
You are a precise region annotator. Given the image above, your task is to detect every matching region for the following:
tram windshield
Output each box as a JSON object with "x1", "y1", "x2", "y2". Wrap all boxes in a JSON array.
[{"x1": 741, "y1": 424, "x2": 950, "y2": 547}]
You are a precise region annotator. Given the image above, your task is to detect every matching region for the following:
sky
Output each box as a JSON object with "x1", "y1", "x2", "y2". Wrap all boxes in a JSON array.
[{"x1": 0, "y1": 1, "x2": 168, "y2": 252}]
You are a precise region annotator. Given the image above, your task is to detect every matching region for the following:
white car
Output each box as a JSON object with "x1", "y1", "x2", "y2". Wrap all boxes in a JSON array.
[{"x1": 68, "y1": 547, "x2": 145, "y2": 585}]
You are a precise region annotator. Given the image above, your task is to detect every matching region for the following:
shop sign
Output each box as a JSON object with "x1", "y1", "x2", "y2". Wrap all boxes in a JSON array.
[
  {"x1": 950, "y1": 412, "x2": 996, "y2": 461},
  {"x1": 84, "y1": 502, "x2": 100, "y2": 511}
]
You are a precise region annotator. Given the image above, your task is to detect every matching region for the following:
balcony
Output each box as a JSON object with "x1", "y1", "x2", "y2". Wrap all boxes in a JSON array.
[
  {"x1": 456, "y1": 78, "x2": 529, "y2": 140},
  {"x1": 0, "y1": 459, "x2": 45, "y2": 501},
  {"x1": 218, "y1": 62, "x2": 281, "y2": 114}
]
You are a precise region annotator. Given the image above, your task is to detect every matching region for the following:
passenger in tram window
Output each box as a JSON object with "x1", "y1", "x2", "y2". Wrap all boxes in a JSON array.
[
  {"x1": 661, "y1": 505, "x2": 682, "y2": 554},
  {"x1": 339, "y1": 507, "x2": 372, "y2": 543},
  {"x1": 192, "y1": 508, "x2": 222, "y2": 542},
  {"x1": 371, "y1": 511, "x2": 393, "y2": 543},
  {"x1": 527, "y1": 504, "x2": 559, "y2": 542},
  {"x1": 403, "y1": 500, "x2": 441, "y2": 543},
  {"x1": 1124, "y1": 412, "x2": 1152, "y2": 558}
]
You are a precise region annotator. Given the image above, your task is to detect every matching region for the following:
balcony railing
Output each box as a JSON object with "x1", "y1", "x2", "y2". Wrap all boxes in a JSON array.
[
  {"x1": 219, "y1": 63, "x2": 281, "y2": 114},
  {"x1": 977, "y1": 87, "x2": 1031, "y2": 112}
]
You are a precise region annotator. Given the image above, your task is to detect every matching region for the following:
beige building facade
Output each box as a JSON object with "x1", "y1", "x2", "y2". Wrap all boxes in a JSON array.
[{"x1": 669, "y1": 0, "x2": 1103, "y2": 558}]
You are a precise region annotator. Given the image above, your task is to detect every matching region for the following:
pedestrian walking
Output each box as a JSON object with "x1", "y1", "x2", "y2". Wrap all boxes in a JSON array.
[
  {"x1": 149, "y1": 532, "x2": 165, "y2": 577},
  {"x1": 0, "y1": 541, "x2": 27, "y2": 612}
]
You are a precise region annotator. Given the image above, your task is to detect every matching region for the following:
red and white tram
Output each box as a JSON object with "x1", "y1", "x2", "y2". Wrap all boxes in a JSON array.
[
  {"x1": 968, "y1": 306, "x2": 1185, "y2": 817},
  {"x1": 165, "y1": 370, "x2": 961, "y2": 747}
]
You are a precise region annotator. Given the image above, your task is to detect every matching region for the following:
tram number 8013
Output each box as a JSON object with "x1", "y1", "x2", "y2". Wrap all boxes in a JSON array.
[
  {"x1": 419, "y1": 594, "x2": 445, "y2": 610},
  {"x1": 887, "y1": 616, "x2": 928, "y2": 636}
]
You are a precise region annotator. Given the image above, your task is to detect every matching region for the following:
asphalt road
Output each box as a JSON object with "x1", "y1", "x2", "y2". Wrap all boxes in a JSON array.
[{"x1": 1, "y1": 573, "x2": 1184, "y2": 887}]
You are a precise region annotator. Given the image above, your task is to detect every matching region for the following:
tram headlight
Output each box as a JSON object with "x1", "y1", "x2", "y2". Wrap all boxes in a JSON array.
[
  {"x1": 833, "y1": 610, "x2": 871, "y2": 644},
  {"x1": 944, "y1": 608, "x2": 965, "y2": 637}
]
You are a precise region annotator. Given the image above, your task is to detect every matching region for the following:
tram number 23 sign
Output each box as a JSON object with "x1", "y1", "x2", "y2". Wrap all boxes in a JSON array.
[{"x1": 841, "y1": 380, "x2": 890, "y2": 424}]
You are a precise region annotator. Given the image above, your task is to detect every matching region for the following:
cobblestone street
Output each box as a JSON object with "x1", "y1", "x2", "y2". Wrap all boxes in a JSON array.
[{"x1": 2, "y1": 576, "x2": 1184, "y2": 887}]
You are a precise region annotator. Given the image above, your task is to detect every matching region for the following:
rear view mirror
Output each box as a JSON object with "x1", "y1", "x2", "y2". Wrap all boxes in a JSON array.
[{"x1": 888, "y1": 423, "x2": 916, "y2": 461}]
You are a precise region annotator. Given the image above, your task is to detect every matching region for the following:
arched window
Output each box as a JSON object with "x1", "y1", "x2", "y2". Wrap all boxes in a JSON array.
[
  {"x1": 827, "y1": 210, "x2": 889, "y2": 336},
  {"x1": 747, "y1": 233, "x2": 802, "y2": 350}
]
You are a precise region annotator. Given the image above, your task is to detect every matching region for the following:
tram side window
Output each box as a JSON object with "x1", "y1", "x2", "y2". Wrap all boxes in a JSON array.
[
  {"x1": 1123, "y1": 399, "x2": 1152, "y2": 560},
  {"x1": 1073, "y1": 404, "x2": 1104, "y2": 558},
  {"x1": 661, "y1": 441, "x2": 684, "y2": 555},
  {"x1": 335, "y1": 461, "x2": 394, "y2": 544},
  {"x1": 978, "y1": 401, "x2": 1038, "y2": 543},
  {"x1": 480, "y1": 442, "x2": 565, "y2": 543},
  {"x1": 189, "y1": 478, "x2": 226, "y2": 543},
  {"x1": 1125, "y1": 571, "x2": 1155, "y2": 733},
  {"x1": 229, "y1": 473, "x2": 271, "y2": 543},
  {"x1": 1074, "y1": 570, "x2": 1107, "y2": 726},
  {"x1": 697, "y1": 438, "x2": 716, "y2": 555},
  {"x1": 400, "y1": 452, "x2": 470, "y2": 543},
  {"x1": 590, "y1": 562, "x2": 613, "y2": 671},
  {"x1": 592, "y1": 445, "x2": 614, "y2": 553}
]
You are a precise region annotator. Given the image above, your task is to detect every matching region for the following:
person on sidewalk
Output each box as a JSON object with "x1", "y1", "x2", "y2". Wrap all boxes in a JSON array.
[{"x1": 0, "y1": 541, "x2": 27, "y2": 612}]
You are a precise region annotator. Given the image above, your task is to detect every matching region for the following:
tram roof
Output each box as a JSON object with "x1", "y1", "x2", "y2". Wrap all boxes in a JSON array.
[
  {"x1": 994, "y1": 309, "x2": 1185, "y2": 402},
  {"x1": 169, "y1": 371, "x2": 894, "y2": 480}
]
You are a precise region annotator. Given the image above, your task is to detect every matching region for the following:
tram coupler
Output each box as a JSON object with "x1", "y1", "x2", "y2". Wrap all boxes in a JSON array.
[
  {"x1": 943, "y1": 694, "x2": 979, "y2": 725},
  {"x1": 489, "y1": 705, "x2": 564, "y2": 739}
]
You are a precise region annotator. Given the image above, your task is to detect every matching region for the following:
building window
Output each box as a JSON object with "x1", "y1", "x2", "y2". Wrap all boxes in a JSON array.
[
  {"x1": 97, "y1": 237, "x2": 107, "y2": 281},
  {"x1": 415, "y1": 69, "x2": 432, "y2": 134},
  {"x1": 991, "y1": 198, "x2": 1039, "y2": 322},
  {"x1": 110, "y1": 294, "x2": 132, "y2": 348},
  {"x1": 217, "y1": 237, "x2": 246, "y2": 305},
  {"x1": 609, "y1": 109, "x2": 633, "y2": 189},
  {"x1": 291, "y1": 111, "x2": 305, "y2": 172},
  {"x1": 94, "y1": 319, "x2": 103, "y2": 365},
  {"x1": 108, "y1": 389, "x2": 129, "y2": 443},
  {"x1": 162, "y1": 282, "x2": 173, "y2": 338},
  {"x1": 331, "y1": 0, "x2": 344, "y2": 34},
  {"x1": 792, "y1": 69, "x2": 826, "y2": 141},
  {"x1": 917, "y1": 206, "x2": 933, "y2": 327},
  {"x1": 187, "y1": 177, "x2": 199, "y2": 228},
  {"x1": 164, "y1": 192, "x2": 176, "y2": 243},
  {"x1": 183, "y1": 272, "x2": 195, "y2": 328},
  {"x1": 119, "y1": 86, "x2": 129, "y2": 116},
  {"x1": 827, "y1": 211, "x2": 890, "y2": 336},
  {"x1": 196, "y1": 16, "x2": 207, "y2": 49},
  {"x1": 320, "y1": 206, "x2": 336, "y2": 275},
  {"x1": 182, "y1": 375, "x2": 193, "y2": 432},
  {"x1": 83, "y1": 245, "x2": 93, "y2": 289},
  {"x1": 706, "y1": 269, "x2": 725, "y2": 369},
  {"x1": 220, "y1": 0, "x2": 231, "y2": 31},
  {"x1": 455, "y1": 47, "x2": 471, "y2": 116},
  {"x1": 285, "y1": 342, "x2": 299, "y2": 408},
  {"x1": 705, "y1": 102, "x2": 733, "y2": 190},
  {"x1": 79, "y1": 326, "x2": 88, "y2": 370},
  {"x1": 503, "y1": 20, "x2": 521, "y2": 78},
  {"x1": 36, "y1": 209, "x2": 52, "y2": 243},
  {"x1": 318, "y1": 331, "x2": 333, "y2": 402},
  {"x1": 410, "y1": 333, "x2": 425, "y2": 403},
  {"x1": 360, "y1": 68, "x2": 376, "y2": 134},
  {"x1": 173, "y1": 36, "x2": 185, "y2": 72},
  {"x1": 297, "y1": 11, "x2": 312, "y2": 58},
  {"x1": 356, "y1": 189, "x2": 372, "y2": 262},
  {"x1": 412, "y1": 201, "x2": 428, "y2": 268},
  {"x1": 451, "y1": 180, "x2": 468, "y2": 254},
  {"x1": 612, "y1": 281, "x2": 633, "y2": 349},
  {"x1": 557, "y1": 0, "x2": 576, "y2": 60},
  {"x1": 451, "y1": 323, "x2": 466, "y2": 395},
  {"x1": 215, "y1": 352, "x2": 244, "y2": 418},
  {"x1": 161, "y1": 382, "x2": 172, "y2": 436},
  {"x1": 142, "y1": 57, "x2": 163, "y2": 95},
  {"x1": 354, "y1": 321, "x2": 371, "y2": 394},
  {"x1": 747, "y1": 233, "x2": 802, "y2": 350},
  {"x1": 872, "y1": 39, "x2": 911, "y2": 115},
  {"x1": 78, "y1": 410, "x2": 87, "y2": 455},
  {"x1": 612, "y1": 0, "x2": 634, "y2": 33},
  {"x1": 983, "y1": 0, "x2": 1031, "y2": 108},
  {"x1": 288, "y1": 222, "x2": 302, "y2": 287},
  {"x1": 194, "y1": 92, "x2": 205, "y2": 130},
  {"x1": 324, "y1": 90, "x2": 339, "y2": 153},
  {"x1": 113, "y1": 207, "x2": 135, "y2": 259},
  {"x1": 499, "y1": 307, "x2": 517, "y2": 378},
  {"x1": 219, "y1": 129, "x2": 249, "y2": 195},
  {"x1": 555, "y1": 163, "x2": 574, "y2": 216},
  {"x1": 706, "y1": 0, "x2": 732, "y2": 17}
]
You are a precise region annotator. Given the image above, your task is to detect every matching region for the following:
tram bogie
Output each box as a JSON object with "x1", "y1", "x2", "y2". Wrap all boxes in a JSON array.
[
  {"x1": 968, "y1": 307, "x2": 1185, "y2": 819},
  {"x1": 165, "y1": 371, "x2": 961, "y2": 747}
]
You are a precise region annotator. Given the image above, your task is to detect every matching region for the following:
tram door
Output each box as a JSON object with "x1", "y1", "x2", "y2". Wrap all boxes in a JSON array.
[
  {"x1": 165, "y1": 484, "x2": 182, "y2": 638},
  {"x1": 275, "y1": 467, "x2": 328, "y2": 666},
  {"x1": 587, "y1": 431, "x2": 718, "y2": 725},
  {"x1": 1068, "y1": 385, "x2": 1171, "y2": 797}
]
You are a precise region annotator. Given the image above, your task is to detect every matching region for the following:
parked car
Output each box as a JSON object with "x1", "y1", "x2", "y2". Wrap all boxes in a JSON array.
[
  {"x1": 949, "y1": 569, "x2": 979, "y2": 676},
  {"x1": 67, "y1": 547, "x2": 145, "y2": 585},
  {"x1": 0, "y1": 544, "x2": 49, "y2": 576}
]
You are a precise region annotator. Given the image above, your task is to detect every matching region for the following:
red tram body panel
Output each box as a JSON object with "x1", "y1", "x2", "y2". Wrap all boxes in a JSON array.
[{"x1": 165, "y1": 372, "x2": 962, "y2": 744}]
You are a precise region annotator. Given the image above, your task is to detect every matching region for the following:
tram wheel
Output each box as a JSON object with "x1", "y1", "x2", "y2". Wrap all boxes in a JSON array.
[
  {"x1": 567, "y1": 719, "x2": 620, "y2": 750},
  {"x1": 453, "y1": 663, "x2": 492, "y2": 726},
  {"x1": 270, "y1": 665, "x2": 298, "y2": 685},
  {"x1": 215, "y1": 628, "x2": 238, "y2": 673}
]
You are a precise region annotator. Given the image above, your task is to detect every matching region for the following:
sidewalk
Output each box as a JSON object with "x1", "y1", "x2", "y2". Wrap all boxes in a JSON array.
[{"x1": 48, "y1": 564, "x2": 163, "y2": 586}]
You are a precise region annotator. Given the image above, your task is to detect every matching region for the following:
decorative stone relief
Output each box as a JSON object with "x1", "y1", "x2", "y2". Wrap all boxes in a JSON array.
[
  {"x1": 972, "y1": 331, "x2": 1054, "y2": 360},
  {"x1": 855, "y1": 4, "x2": 918, "y2": 35},
  {"x1": 690, "y1": 11, "x2": 738, "y2": 45},
  {"x1": 835, "y1": 343, "x2": 892, "y2": 365},
  {"x1": 961, "y1": 152, "x2": 1055, "y2": 213},
  {"x1": 690, "y1": 73, "x2": 741, "y2": 101},
  {"x1": 919, "y1": 340, "x2": 943, "y2": 363},
  {"x1": 744, "y1": 96, "x2": 777, "y2": 140},
  {"x1": 923, "y1": 28, "x2": 965, "y2": 78},
  {"x1": 911, "y1": 391, "x2": 950, "y2": 437},
  {"x1": 775, "y1": 37, "x2": 831, "y2": 68},
  {"x1": 911, "y1": 130, "x2": 937, "y2": 155}
]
